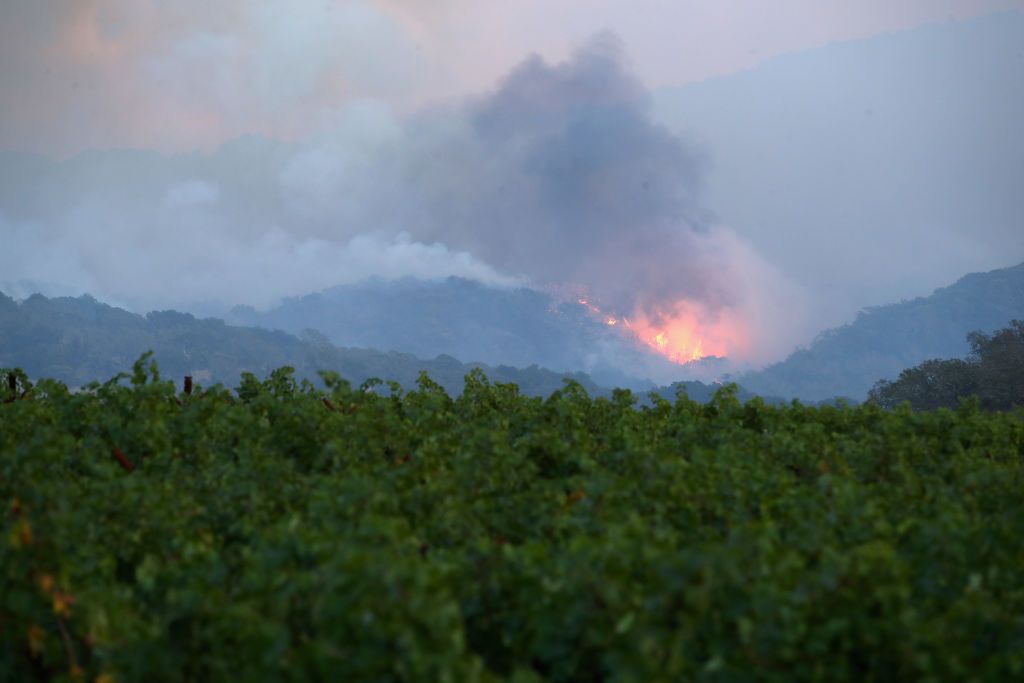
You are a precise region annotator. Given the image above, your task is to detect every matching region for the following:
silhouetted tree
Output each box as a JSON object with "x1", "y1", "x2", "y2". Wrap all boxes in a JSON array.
[
  {"x1": 968, "y1": 320, "x2": 1024, "y2": 410},
  {"x1": 869, "y1": 320, "x2": 1024, "y2": 410}
]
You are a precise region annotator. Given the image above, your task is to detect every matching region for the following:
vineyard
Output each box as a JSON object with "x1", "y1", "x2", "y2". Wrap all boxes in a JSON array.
[{"x1": 3, "y1": 355, "x2": 1024, "y2": 682}]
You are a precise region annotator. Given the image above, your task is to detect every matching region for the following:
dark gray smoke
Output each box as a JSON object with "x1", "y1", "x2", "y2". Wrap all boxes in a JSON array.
[
  {"x1": 0, "y1": 35, "x2": 806, "y2": 364},
  {"x1": 394, "y1": 34, "x2": 731, "y2": 315}
]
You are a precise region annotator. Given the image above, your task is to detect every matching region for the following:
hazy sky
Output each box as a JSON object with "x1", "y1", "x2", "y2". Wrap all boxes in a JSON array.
[
  {"x1": 1, "y1": 1, "x2": 1022, "y2": 370},
  {"x1": 3, "y1": 0, "x2": 1021, "y2": 154}
]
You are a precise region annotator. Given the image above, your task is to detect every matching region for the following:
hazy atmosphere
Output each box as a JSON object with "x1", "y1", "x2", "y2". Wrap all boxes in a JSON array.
[
  {"x1": 2, "y1": 0, "x2": 1023, "y2": 375},
  {"x1": 9, "y1": 5, "x2": 1024, "y2": 679}
]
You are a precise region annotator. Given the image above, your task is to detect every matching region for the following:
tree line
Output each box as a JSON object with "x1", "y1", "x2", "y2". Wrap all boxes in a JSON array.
[{"x1": 870, "y1": 320, "x2": 1024, "y2": 411}]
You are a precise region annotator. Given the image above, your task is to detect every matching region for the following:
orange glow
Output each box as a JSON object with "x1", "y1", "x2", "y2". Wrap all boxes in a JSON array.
[{"x1": 577, "y1": 296, "x2": 747, "y2": 365}]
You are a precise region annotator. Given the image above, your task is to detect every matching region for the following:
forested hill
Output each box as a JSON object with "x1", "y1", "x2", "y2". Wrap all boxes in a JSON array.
[
  {"x1": 0, "y1": 290, "x2": 776, "y2": 404},
  {"x1": 0, "y1": 291, "x2": 606, "y2": 397},
  {"x1": 223, "y1": 277, "x2": 690, "y2": 388},
  {"x1": 738, "y1": 262, "x2": 1024, "y2": 401},
  {"x1": 225, "y1": 277, "x2": 602, "y2": 371}
]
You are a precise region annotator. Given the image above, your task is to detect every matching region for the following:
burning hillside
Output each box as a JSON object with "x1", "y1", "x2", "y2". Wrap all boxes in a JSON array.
[{"x1": 578, "y1": 296, "x2": 748, "y2": 366}]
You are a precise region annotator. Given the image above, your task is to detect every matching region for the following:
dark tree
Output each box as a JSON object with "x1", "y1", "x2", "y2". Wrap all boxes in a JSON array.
[
  {"x1": 968, "y1": 320, "x2": 1024, "y2": 410},
  {"x1": 869, "y1": 320, "x2": 1024, "y2": 411}
]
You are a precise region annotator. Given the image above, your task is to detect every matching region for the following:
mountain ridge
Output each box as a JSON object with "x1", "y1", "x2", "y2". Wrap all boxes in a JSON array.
[
  {"x1": 736, "y1": 261, "x2": 1024, "y2": 400},
  {"x1": 223, "y1": 276, "x2": 705, "y2": 388},
  {"x1": 0, "y1": 289, "x2": 755, "y2": 403},
  {"x1": 5, "y1": 260, "x2": 1021, "y2": 404}
]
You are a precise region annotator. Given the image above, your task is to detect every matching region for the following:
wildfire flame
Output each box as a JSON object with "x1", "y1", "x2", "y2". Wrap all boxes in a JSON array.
[
  {"x1": 578, "y1": 296, "x2": 745, "y2": 365},
  {"x1": 581, "y1": 299, "x2": 620, "y2": 327}
]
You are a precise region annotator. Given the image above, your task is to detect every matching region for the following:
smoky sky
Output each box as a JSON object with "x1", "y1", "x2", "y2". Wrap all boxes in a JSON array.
[
  {"x1": 5, "y1": 12, "x2": 1022, "y2": 366},
  {"x1": 9, "y1": 10, "x2": 1023, "y2": 368},
  {"x1": 3, "y1": 1, "x2": 1020, "y2": 156},
  {"x1": 0, "y1": 35, "x2": 807, "y2": 363}
]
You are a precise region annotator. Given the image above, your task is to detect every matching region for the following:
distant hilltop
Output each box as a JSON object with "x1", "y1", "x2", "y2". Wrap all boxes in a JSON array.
[{"x1": 737, "y1": 262, "x2": 1024, "y2": 401}]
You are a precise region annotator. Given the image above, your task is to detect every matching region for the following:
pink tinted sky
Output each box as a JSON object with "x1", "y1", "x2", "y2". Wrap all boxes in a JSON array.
[{"x1": 2, "y1": 0, "x2": 1022, "y2": 155}]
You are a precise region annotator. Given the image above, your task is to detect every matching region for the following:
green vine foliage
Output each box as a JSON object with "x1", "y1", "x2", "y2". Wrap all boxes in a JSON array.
[{"x1": 2, "y1": 358, "x2": 1024, "y2": 682}]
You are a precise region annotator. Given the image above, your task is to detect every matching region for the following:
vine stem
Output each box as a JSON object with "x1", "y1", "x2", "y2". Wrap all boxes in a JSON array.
[
  {"x1": 56, "y1": 616, "x2": 79, "y2": 673},
  {"x1": 111, "y1": 447, "x2": 135, "y2": 472}
]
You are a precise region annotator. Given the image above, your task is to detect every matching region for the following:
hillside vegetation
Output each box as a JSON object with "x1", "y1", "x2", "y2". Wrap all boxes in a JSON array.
[
  {"x1": 870, "y1": 320, "x2": 1024, "y2": 411},
  {"x1": 0, "y1": 291, "x2": 602, "y2": 398},
  {"x1": 3, "y1": 359, "x2": 1024, "y2": 681},
  {"x1": 0, "y1": 290, "x2": 765, "y2": 405},
  {"x1": 225, "y1": 277, "x2": 689, "y2": 388},
  {"x1": 738, "y1": 262, "x2": 1024, "y2": 401}
]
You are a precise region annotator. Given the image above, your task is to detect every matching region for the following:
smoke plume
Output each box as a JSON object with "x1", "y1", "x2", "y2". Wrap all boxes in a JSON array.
[{"x1": 0, "y1": 35, "x2": 807, "y2": 364}]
